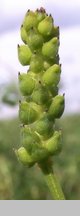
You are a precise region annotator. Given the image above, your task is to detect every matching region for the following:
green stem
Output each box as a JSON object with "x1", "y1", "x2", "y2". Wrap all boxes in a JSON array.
[{"x1": 39, "y1": 161, "x2": 65, "y2": 200}]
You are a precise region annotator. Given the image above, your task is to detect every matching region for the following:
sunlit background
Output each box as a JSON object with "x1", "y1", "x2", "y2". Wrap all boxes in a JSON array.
[{"x1": 0, "y1": 0, "x2": 80, "y2": 200}]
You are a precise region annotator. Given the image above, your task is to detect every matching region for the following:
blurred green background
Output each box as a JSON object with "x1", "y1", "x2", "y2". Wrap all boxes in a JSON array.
[{"x1": 0, "y1": 84, "x2": 80, "y2": 200}]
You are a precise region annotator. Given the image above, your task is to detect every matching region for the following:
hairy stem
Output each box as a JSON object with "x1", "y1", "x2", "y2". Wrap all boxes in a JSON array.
[{"x1": 40, "y1": 161, "x2": 65, "y2": 200}]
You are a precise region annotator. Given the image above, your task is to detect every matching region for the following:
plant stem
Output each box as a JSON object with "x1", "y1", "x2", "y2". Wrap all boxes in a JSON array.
[{"x1": 39, "y1": 161, "x2": 65, "y2": 200}]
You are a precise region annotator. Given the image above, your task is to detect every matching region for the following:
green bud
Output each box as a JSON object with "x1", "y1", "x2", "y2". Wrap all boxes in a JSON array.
[
  {"x1": 19, "y1": 73, "x2": 35, "y2": 96},
  {"x1": 45, "y1": 131, "x2": 62, "y2": 155},
  {"x1": 38, "y1": 16, "x2": 53, "y2": 36},
  {"x1": 27, "y1": 29, "x2": 43, "y2": 50},
  {"x1": 20, "y1": 25, "x2": 28, "y2": 44},
  {"x1": 23, "y1": 11, "x2": 37, "y2": 31},
  {"x1": 42, "y1": 64, "x2": 61, "y2": 87},
  {"x1": 32, "y1": 86, "x2": 50, "y2": 105},
  {"x1": 34, "y1": 116, "x2": 53, "y2": 138},
  {"x1": 16, "y1": 147, "x2": 33, "y2": 166},
  {"x1": 42, "y1": 37, "x2": 59, "y2": 58},
  {"x1": 18, "y1": 45, "x2": 32, "y2": 65},
  {"x1": 19, "y1": 101, "x2": 42, "y2": 124},
  {"x1": 48, "y1": 95, "x2": 65, "y2": 120},
  {"x1": 30, "y1": 54, "x2": 43, "y2": 73}
]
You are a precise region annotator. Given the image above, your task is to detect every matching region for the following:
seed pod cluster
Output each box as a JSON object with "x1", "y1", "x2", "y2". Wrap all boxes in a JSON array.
[{"x1": 17, "y1": 8, "x2": 65, "y2": 167}]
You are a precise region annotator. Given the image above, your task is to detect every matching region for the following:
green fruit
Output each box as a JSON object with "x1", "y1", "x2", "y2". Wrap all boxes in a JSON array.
[
  {"x1": 38, "y1": 16, "x2": 53, "y2": 36},
  {"x1": 45, "y1": 131, "x2": 62, "y2": 155},
  {"x1": 19, "y1": 73, "x2": 35, "y2": 96},
  {"x1": 34, "y1": 116, "x2": 53, "y2": 138},
  {"x1": 30, "y1": 54, "x2": 43, "y2": 73},
  {"x1": 19, "y1": 101, "x2": 42, "y2": 124},
  {"x1": 23, "y1": 11, "x2": 37, "y2": 31},
  {"x1": 42, "y1": 37, "x2": 59, "y2": 58},
  {"x1": 18, "y1": 45, "x2": 32, "y2": 65},
  {"x1": 48, "y1": 95, "x2": 65, "y2": 120},
  {"x1": 31, "y1": 147, "x2": 48, "y2": 162},
  {"x1": 32, "y1": 86, "x2": 50, "y2": 105},
  {"x1": 42, "y1": 64, "x2": 61, "y2": 87},
  {"x1": 21, "y1": 127, "x2": 41, "y2": 153},
  {"x1": 16, "y1": 147, "x2": 33, "y2": 165},
  {"x1": 20, "y1": 25, "x2": 28, "y2": 44},
  {"x1": 27, "y1": 29, "x2": 43, "y2": 50}
]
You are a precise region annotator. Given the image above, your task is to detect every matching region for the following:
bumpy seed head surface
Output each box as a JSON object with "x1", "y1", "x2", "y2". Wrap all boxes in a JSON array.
[{"x1": 17, "y1": 7, "x2": 65, "y2": 166}]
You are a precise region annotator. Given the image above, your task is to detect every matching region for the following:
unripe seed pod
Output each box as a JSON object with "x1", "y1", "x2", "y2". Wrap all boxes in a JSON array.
[
  {"x1": 21, "y1": 127, "x2": 41, "y2": 153},
  {"x1": 20, "y1": 25, "x2": 28, "y2": 44},
  {"x1": 19, "y1": 101, "x2": 42, "y2": 124},
  {"x1": 38, "y1": 16, "x2": 53, "y2": 36},
  {"x1": 45, "y1": 131, "x2": 62, "y2": 155},
  {"x1": 42, "y1": 64, "x2": 61, "y2": 87},
  {"x1": 18, "y1": 45, "x2": 32, "y2": 65},
  {"x1": 19, "y1": 73, "x2": 36, "y2": 96},
  {"x1": 30, "y1": 54, "x2": 43, "y2": 73},
  {"x1": 23, "y1": 11, "x2": 37, "y2": 31},
  {"x1": 31, "y1": 86, "x2": 50, "y2": 105},
  {"x1": 48, "y1": 95, "x2": 65, "y2": 120},
  {"x1": 16, "y1": 147, "x2": 33, "y2": 166},
  {"x1": 34, "y1": 116, "x2": 53, "y2": 138},
  {"x1": 42, "y1": 37, "x2": 59, "y2": 58},
  {"x1": 27, "y1": 29, "x2": 43, "y2": 50}
]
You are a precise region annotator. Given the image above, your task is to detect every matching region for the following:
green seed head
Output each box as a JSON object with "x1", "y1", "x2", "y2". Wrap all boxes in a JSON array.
[{"x1": 17, "y1": 8, "x2": 65, "y2": 167}]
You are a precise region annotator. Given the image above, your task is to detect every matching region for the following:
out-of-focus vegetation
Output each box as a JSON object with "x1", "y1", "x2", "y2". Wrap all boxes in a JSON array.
[
  {"x1": 0, "y1": 82, "x2": 19, "y2": 106},
  {"x1": 0, "y1": 115, "x2": 80, "y2": 200}
]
